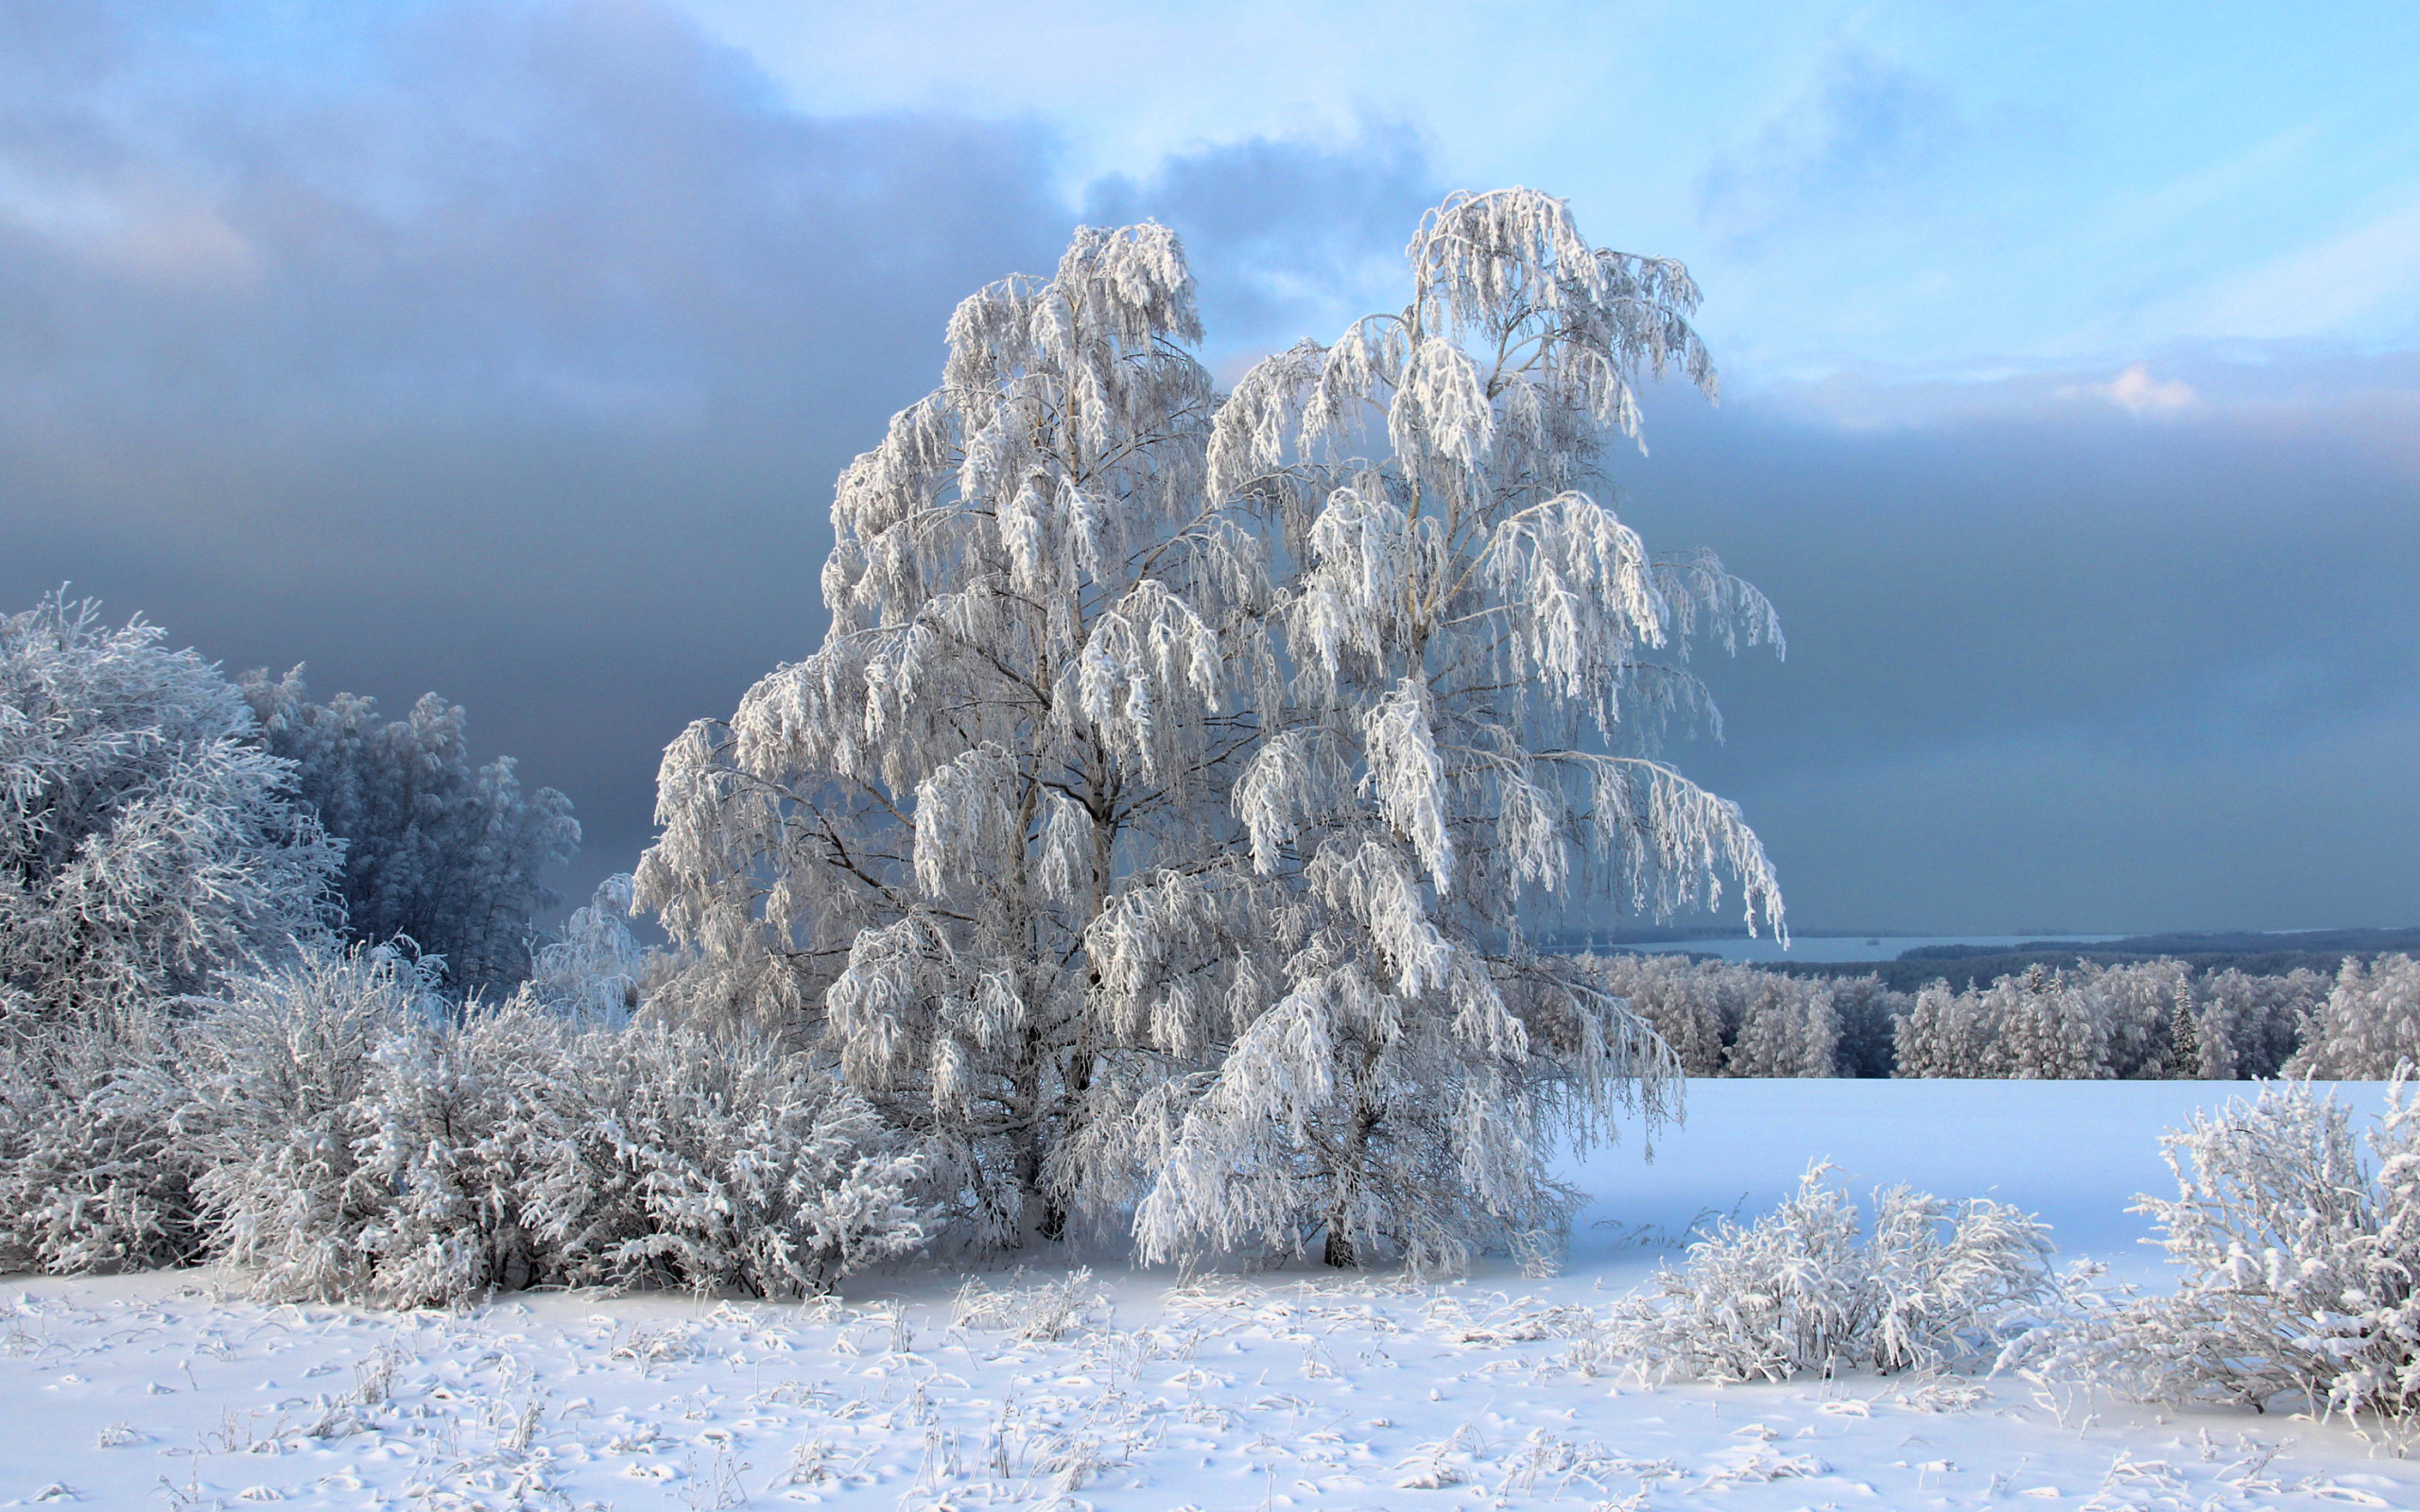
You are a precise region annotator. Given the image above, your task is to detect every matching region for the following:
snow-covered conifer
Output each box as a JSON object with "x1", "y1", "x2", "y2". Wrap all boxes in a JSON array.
[
  {"x1": 1, "y1": 595, "x2": 338, "y2": 1036},
  {"x1": 240, "y1": 672, "x2": 579, "y2": 998},
  {"x1": 2167, "y1": 981, "x2": 2205, "y2": 1078},
  {"x1": 2286, "y1": 954, "x2": 2420, "y2": 1079}
]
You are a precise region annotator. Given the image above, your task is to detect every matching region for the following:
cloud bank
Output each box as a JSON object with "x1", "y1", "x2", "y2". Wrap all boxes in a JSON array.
[{"x1": 5, "y1": 0, "x2": 2416, "y2": 933}]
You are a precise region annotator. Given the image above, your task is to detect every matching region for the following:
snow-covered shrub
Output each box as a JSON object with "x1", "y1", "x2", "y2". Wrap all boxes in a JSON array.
[
  {"x1": 2286, "y1": 954, "x2": 2420, "y2": 1080},
  {"x1": 1587, "y1": 1163, "x2": 2058, "y2": 1383},
  {"x1": 2066, "y1": 1076, "x2": 2420, "y2": 1421},
  {"x1": 180, "y1": 944, "x2": 445, "y2": 1301},
  {"x1": 513, "y1": 1015, "x2": 932, "y2": 1300},
  {"x1": 0, "y1": 1018, "x2": 198, "y2": 1273},
  {"x1": 179, "y1": 943, "x2": 927, "y2": 1306},
  {"x1": 240, "y1": 670, "x2": 579, "y2": 999},
  {"x1": 1, "y1": 595, "x2": 338, "y2": 1034}
]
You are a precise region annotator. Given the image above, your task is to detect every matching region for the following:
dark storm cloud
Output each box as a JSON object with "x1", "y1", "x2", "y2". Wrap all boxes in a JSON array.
[
  {"x1": 0, "y1": 0, "x2": 1079, "y2": 904},
  {"x1": 5, "y1": 1, "x2": 2417, "y2": 936},
  {"x1": 1609, "y1": 362, "x2": 2420, "y2": 932}
]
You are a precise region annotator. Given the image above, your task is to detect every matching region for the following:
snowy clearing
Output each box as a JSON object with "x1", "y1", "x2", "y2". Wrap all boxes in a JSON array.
[{"x1": 5, "y1": 1079, "x2": 2414, "y2": 1511}]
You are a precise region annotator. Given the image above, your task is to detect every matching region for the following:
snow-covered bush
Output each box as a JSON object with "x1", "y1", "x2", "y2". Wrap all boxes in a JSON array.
[
  {"x1": 180, "y1": 944, "x2": 444, "y2": 1301},
  {"x1": 0, "y1": 1016, "x2": 198, "y2": 1274},
  {"x1": 180, "y1": 944, "x2": 927, "y2": 1306},
  {"x1": 1, "y1": 595, "x2": 338, "y2": 1035},
  {"x1": 2066, "y1": 1076, "x2": 2420, "y2": 1421},
  {"x1": 508, "y1": 1014, "x2": 932, "y2": 1300},
  {"x1": 240, "y1": 670, "x2": 579, "y2": 998},
  {"x1": 2286, "y1": 954, "x2": 2420, "y2": 1080},
  {"x1": 1586, "y1": 1163, "x2": 2059, "y2": 1383}
]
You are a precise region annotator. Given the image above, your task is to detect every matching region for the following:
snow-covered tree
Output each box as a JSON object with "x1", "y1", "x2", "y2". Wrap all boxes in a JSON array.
[
  {"x1": 2287, "y1": 954, "x2": 2420, "y2": 1079},
  {"x1": 638, "y1": 189, "x2": 1785, "y2": 1273},
  {"x1": 1097, "y1": 188, "x2": 1785, "y2": 1272},
  {"x1": 636, "y1": 221, "x2": 1252, "y2": 1247},
  {"x1": 1, "y1": 595, "x2": 337, "y2": 1039},
  {"x1": 1575, "y1": 954, "x2": 1885, "y2": 1078},
  {"x1": 2194, "y1": 966, "x2": 2317, "y2": 1080},
  {"x1": 240, "y1": 671, "x2": 579, "y2": 998},
  {"x1": 1892, "y1": 960, "x2": 2224, "y2": 1080}
]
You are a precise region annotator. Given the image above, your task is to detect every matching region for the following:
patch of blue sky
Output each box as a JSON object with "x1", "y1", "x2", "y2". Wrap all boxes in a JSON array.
[{"x1": 671, "y1": 1, "x2": 2420, "y2": 386}]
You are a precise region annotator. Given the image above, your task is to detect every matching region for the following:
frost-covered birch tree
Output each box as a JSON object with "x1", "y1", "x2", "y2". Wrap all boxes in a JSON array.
[
  {"x1": 636, "y1": 224, "x2": 1263, "y2": 1246},
  {"x1": 1094, "y1": 189, "x2": 1786, "y2": 1272},
  {"x1": 638, "y1": 189, "x2": 1786, "y2": 1272}
]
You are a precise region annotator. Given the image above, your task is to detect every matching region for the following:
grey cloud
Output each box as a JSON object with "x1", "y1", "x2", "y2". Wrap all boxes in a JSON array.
[
  {"x1": 0, "y1": 0, "x2": 1075, "y2": 907},
  {"x1": 1607, "y1": 372, "x2": 2420, "y2": 932}
]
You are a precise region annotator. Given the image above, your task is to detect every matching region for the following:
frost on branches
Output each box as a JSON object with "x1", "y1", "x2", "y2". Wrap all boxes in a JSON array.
[
  {"x1": 2065, "y1": 1076, "x2": 2420, "y2": 1424},
  {"x1": 637, "y1": 222, "x2": 1246, "y2": 1250},
  {"x1": 0, "y1": 595, "x2": 337, "y2": 1040},
  {"x1": 637, "y1": 189, "x2": 1784, "y2": 1274},
  {"x1": 1582, "y1": 1162, "x2": 2060, "y2": 1383},
  {"x1": 1116, "y1": 189, "x2": 1782, "y2": 1273}
]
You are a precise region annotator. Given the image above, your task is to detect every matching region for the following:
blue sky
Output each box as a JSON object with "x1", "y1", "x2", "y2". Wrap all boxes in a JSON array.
[
  {"x1": 4, "y1": 1, "x2": 2416, "y2": 933},
  {"x1": 680, "y1": 0, "x2": 2420, "y2": 381}
]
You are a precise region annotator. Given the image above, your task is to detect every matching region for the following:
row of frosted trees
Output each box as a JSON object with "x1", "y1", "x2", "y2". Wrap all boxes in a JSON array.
[
  {"x1": 1587, "y1": 948, "x2": 2381, "y2": 1078},
  {"x1": 1588, "y1": 950, "x2": 2415, "y2": 1081}
]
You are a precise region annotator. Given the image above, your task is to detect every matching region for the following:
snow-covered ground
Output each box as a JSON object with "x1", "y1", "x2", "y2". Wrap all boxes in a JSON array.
[{"x1": 5, "y1": 1080, "x2": 2413, "y2": 1510}]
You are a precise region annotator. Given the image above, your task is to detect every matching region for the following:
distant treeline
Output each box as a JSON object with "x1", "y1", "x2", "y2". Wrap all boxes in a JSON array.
[
  {"x1": 1575, "y1": 950, "x2": 2420, "y2": 1080},
  {"x1": 1810, "y1": 926, "x2": 2420, "y2": 993}
]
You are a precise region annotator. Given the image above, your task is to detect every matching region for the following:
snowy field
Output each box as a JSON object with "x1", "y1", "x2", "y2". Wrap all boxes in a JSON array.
[{"x1": 4, "y1": 1079, "x2": 2414, "y2": 1511}]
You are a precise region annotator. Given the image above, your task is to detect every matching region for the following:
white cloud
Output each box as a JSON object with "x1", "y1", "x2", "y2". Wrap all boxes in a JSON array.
[{"x1": 2094, "y1": 363, "x2": 2195, "y2": 414}]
